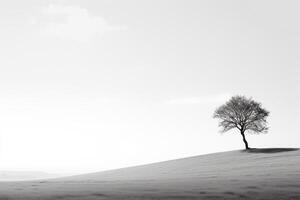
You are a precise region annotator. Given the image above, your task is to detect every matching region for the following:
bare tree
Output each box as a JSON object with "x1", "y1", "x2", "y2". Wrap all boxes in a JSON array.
[{"x1": 213, "y1": 95, "x2": 269, "y2": 149}]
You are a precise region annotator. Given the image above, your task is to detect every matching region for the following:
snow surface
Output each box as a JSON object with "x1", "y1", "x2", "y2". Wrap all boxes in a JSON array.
[{"x1": 0, "y1": 148, "x2": 299, "y2": 199}]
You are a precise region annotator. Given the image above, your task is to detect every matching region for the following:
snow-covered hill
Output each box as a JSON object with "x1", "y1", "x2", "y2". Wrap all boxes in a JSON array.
[{"x1": 0, "y1": 148, "x2": 299, "y2": 200}]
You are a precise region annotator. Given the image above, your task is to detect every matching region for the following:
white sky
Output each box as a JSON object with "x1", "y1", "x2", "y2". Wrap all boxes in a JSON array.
[{"x1": 0, "y1": 0, "x2": 299, "y2": 174}]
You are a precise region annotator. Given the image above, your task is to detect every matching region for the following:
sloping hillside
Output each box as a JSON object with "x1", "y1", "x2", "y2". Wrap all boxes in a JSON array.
[
  {"x1": 68, "y1": 148, "x2": 300, "y2": 181},
  {"x1": 0, "y1": 148, "x2": 299, "y2": 200}
]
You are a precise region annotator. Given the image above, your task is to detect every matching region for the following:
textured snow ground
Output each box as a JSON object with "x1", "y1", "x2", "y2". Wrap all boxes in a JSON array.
[{"x1": 0, "y1": 148, "x2": 299, "y2": 200}]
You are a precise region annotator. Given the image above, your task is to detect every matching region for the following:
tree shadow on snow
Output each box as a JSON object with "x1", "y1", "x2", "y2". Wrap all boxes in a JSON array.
[{"x1": 242, "y1": 148, "x2": 299, "y2": 153}]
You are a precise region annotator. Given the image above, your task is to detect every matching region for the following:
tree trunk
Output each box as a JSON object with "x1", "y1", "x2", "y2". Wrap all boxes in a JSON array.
[{"x1": 240, "y1": 131, "x2": 250, "y2": 150}]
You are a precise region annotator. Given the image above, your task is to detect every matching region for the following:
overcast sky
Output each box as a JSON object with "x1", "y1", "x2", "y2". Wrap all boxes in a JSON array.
[{"x1": 0, "y1": 0, "x2": 299, "y2": 174}]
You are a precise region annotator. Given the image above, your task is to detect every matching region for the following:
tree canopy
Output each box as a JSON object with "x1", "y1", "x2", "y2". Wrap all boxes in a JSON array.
[{"x1": 213, "y1": 95, "x2": 269, "y2": 149}]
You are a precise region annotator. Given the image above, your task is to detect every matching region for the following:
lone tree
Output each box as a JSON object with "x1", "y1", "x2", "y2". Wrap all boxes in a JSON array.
[{"x1": 213, "y1": 95, "x2": 269, "y2": 150}]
